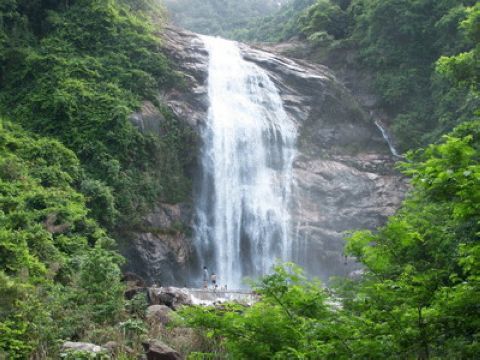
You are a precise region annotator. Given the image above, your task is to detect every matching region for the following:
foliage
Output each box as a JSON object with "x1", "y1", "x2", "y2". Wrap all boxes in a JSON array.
[
  {"x1": 348, "y1": 0, "x2": 478, "y2": 150},
  {"x1": 232, "y1": 0, "x2": 316, "y2": 43},
  {"x1": 437, "y1": 3, "x2": 480, "y2": 93},
  {"x1": 0, "y1": 0, "x2": 195, "y2": 228},
  {"x1": 299, "y1": 0, "x2": 351, "y2": 40},
  {"x1": 344, "y1": 120, "x2": 480, "y2": 358},
  {"x1": 0, "y1": 0, "x2": 195, "y2": 357},
  {"x1": 0, "y1": 119, "x2": 125, "y2": 357},
  {"x1": 125, "y1": 292, "x2": 149, "y2": 319},
  {"x1": 182, "y1": 264, "x2": 357, "y2": 359},
  {"x1": 119, "y1": 318, "x2": 147, "y2": 348}
]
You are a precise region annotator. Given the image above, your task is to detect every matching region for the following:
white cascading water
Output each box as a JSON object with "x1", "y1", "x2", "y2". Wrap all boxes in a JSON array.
[
  {"x1": 375, "y1": 120, "x2": 400, "y2": 157},
  {"x1": 194, "y1": 36, "x2": 297, "y2": 288}
]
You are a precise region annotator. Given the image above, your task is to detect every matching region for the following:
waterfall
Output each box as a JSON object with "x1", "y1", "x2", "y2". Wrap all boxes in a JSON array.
[
  {"x1": 194, "y1": 36, "x2": 297, "y2": 289},
  {"x1": 375, "y1": 120, "x2": 400, "y2": 157}
]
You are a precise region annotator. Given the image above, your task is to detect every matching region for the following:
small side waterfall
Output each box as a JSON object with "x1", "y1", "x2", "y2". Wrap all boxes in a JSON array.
[
  {"x1": 194, "y1": 36, "x2": 297, "y2": 288},
  {"x1": 375, "y1": 120, "x2": 400, "y2": 157}
]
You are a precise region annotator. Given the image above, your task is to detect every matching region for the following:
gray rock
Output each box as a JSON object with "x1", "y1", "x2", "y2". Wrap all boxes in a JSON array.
[
  {"x1": 142, "y1": 340, "x2": 182, "y2": 360},
  {"x1": 146, "y1": 305, "x2": 174, "y2": 326},
  {"x1": 122, "y1": 272, "x2": 146, "y2": 287},
  {"x1": 61, "y1": 341, "x2": 108, "y2": 355},
  {"x1": 239, "y1": 42, "x2": 407, "y2": 281},
  {"x1": 103, "y1": 341, "x2": 118, "y2": 351},
  {"x1": 119, "y1": 203, "x2": 193, "y2": 286},
  {"x1": 129, "y1": 101, "x2": 165, "y2": 136},
  {"x1": 161, "y1": 26, "x2": 209, "y2": 128},
  {"x1": 148, "y1": 287, "x2": 193, "y2": 310},
  {"x1": 122, "y1": 27, "x2": 206, "y2": 286}
]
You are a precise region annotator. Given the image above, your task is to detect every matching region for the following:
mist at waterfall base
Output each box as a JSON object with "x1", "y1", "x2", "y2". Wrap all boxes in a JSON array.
[{"x1": 191, "y1": 36, "x2": 297, "y2": 289}]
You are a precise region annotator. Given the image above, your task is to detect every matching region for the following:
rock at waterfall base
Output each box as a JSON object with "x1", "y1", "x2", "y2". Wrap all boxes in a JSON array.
[{"x1": 148, "y1": 287, "x2": 193, "y2": 309}]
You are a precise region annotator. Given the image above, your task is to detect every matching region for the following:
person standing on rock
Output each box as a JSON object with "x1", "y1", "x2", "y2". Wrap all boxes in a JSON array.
[{"x1": 203, "y1": 266, "x2": 208, "y2": 289}]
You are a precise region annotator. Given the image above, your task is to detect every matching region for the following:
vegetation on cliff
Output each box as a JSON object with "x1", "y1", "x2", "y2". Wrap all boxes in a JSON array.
[
  {"x1": 0, "y1": 119, "x2": 125, "y2": 357},
  {"x1": 1, "y1": 0, "x2": 194, "y2": 229}
]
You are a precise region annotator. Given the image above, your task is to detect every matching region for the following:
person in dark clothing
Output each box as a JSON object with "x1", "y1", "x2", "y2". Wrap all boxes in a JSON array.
[
  {"x1": 203, "y1": 266, "x2": 208, "y2": 289},
  {"x1": 211, "y1": 272, "x2": 217, "y2": 290}
]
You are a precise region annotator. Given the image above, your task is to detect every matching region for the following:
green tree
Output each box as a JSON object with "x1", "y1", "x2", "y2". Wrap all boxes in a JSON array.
[
  {"x1": 437, "y1": 3, "x2": 480, "y2": 92},
  {"x1": 299, "y1": 0, "x2": 351, "y2": 39}
]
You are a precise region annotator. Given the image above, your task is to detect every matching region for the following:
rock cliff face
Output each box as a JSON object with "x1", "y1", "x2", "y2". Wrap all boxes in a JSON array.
[
  {"x1": 240, "y1": 45, "x2": 407, "y2": 279},
  {"x1": 117, "y1": 203, "x2": 193, "y2": 285},
  {"x1": 123, "y1": 26, "x2": 407, "y2": 284},
  {"x1": 120, "y1": 27, "x2": 209, "y2": 285}
]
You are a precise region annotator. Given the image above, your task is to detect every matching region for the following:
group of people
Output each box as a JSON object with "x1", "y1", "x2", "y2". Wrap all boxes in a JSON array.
[{"x1": 202, "y1": 266, "x2": 226, "y2": 290}]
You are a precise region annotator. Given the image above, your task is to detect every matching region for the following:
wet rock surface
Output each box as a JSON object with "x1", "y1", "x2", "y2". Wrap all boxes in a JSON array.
[
  {"x1": 239, "y1": 45, "x2": 408, "y2": 279},
  {"x1": 119, "y1": 203, "x2": 193, "y2": 285},
  {"x1": 148, "y1": 286, "x2": 193, "y2": 310},
  {"x1": 161, "y1": 25, "x2": 209, "y2": 128}
]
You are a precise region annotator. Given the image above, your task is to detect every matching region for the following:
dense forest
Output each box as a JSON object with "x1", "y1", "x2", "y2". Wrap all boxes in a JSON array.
[{"x1": 0, "y1": 0, "x2": 479, "y2": 358}]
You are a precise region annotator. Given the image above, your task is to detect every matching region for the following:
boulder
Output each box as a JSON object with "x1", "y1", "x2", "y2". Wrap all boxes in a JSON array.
[
  {"x1": 148, "y1": 287, "x2": 193, "y2": 310},
  {"x1": 61, "y1": 341, "x2": 108, "y2": 355},
  {"x1": 103, "y1": 341, "x2": 118, "y2": 352},
  {"x1": 122, "y1": 272, "x2": 146, "y2": 287},
  {"x1": 142, "y1": 340, "x2": 182, "y2": 360},
  {"x1": 146, "y1": 305, "x2": 174, "y2": 326}
]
